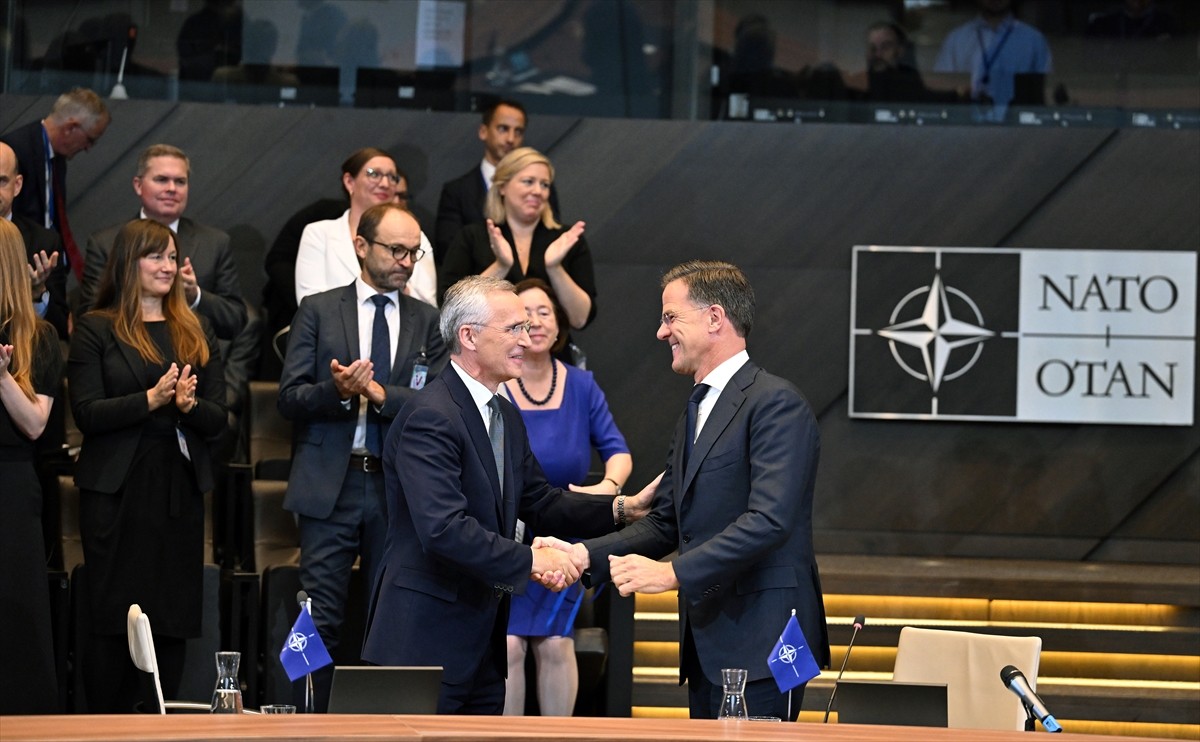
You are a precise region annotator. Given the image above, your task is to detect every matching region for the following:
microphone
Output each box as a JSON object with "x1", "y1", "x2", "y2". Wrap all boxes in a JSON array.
[
  {"x1": 823, "y1": 614, "x2": 866, "y2": 723},
  {"x1": 1000, "y1": 665, "x2": 1062, "y2": 733},
  {"x1": 296, "y1": 589, "x2": 309, "y2": 608}
]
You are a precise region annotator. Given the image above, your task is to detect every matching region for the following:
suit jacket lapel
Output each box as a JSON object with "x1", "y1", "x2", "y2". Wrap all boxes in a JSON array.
[
  {"x1": 444, "y1": 369, "x2": 506, "y2": 508},
  {"x1": 339, "y1": 283, "x2": 360, "y2": 359},
  {"x1": 389, "y1": 298, "x2": 418, "y2": 383},
  {"x1": 679, "y1": 362, "x2": 758, "y2": 495}
]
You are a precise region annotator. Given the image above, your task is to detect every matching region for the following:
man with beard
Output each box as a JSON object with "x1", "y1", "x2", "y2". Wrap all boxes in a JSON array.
[{"x1": 278, "y1": 202, "x2": 447, "y2": 711}]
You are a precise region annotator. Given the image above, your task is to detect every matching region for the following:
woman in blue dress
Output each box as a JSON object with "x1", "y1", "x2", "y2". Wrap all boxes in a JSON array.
[{"x1": 502, "y1": 278, "x2": 631, "y2": 716}]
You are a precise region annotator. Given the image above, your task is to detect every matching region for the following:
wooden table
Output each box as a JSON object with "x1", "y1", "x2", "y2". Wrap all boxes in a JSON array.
[{"x1": 0, "y1": 715, "x2": 1154, "y2": 742}]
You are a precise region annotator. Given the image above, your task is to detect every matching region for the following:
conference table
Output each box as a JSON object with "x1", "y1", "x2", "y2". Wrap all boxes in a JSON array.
[{"x1": 0, "y1": 715, "x2": 1152, "y2": 742}]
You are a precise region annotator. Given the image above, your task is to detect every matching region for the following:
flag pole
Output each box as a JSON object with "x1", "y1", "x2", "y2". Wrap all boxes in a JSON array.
[
  {"x1": 304, "y1": 597, "x2": 315, "y2": 714},
  {"x1": 787, "y1": 609, "x2": 795, "y2": 721}
]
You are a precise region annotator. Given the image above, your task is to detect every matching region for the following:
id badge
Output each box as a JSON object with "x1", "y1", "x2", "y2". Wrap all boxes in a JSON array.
[
  {"x1": 410, "y1": 364, "x2": 428, "y2": 390},
  {"x1": 176, "y1": 426, "x2": 192, "y2": 461}
]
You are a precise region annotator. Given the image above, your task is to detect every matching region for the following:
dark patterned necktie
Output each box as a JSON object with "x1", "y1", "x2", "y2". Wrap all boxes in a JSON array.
[
  {"x1": 366, "y1": 294, "x2": 391, "y2": 457},
  {"x1": 684, "y1": 383, "x2": 710, "y2": 465},
  {"x1": 487, "y1": 396, "x2": 505, "y2": 489}
]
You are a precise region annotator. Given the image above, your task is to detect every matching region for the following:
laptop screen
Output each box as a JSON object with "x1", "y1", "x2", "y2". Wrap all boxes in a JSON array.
[
  {"x1": 836, "y1": 680, "x2": 948, "y2": 727},
  {"x1": 327, "y1": 666, "x2": 442, "y2": 714}
]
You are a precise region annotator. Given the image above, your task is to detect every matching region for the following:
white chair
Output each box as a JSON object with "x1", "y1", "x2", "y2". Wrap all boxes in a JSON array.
[
  {"x1": 126, "y1": 604, "x2": 211, "y2": 714},
  {"x1": 892, "y1": 626, "x2": 1044, "y2": 730}
]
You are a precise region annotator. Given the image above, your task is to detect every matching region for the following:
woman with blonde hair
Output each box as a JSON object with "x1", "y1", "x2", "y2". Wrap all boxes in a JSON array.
[
  {"x1": 439, "y1": 147, "x2": 597, "y2": 332},
  {"x1": 0, "y1": 219, "x2": 61, "y2": 713},
  {"x1": 69, "y1": 219, "x2": 226, "y2": 711}
]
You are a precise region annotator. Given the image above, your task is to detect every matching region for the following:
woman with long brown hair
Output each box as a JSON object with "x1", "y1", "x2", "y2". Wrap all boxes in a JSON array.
[
  {"x1": 69, "y1": 219, "x2": 226, "y2": 712},
  {"x1": 0, "y1": 219, "x2": 61, "y2": 714}
]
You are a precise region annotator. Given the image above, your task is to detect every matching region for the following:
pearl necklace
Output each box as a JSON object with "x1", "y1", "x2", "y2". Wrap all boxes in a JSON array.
[{"x1": 517, "y1": 360, "x2": 557, "y2": 406}]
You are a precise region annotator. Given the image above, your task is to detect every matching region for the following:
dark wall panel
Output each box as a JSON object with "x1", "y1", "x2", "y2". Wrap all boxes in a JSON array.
[{"x1": 3, "y1": 94, "x2": 1195, "y2": 565}]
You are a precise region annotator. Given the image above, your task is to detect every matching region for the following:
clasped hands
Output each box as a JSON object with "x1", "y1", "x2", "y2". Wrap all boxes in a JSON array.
[
  {"x1": 529, "y1": 537, "x2": 589, "y2": 592},
  {"x1": 331, "y1": 358, "x2": 386, "y2": 406},
  {"x1": 147, "y1": 363, "x2": 199, "y2": 414}
]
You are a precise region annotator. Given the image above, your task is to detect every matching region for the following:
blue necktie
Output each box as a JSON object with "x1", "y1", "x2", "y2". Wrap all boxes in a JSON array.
[
  {"x1": 684, "y1": 383, "x2": 710, "y2": 465},
  {"x1": 366, "y1": 295, "x2": 391, "y2": 457}
]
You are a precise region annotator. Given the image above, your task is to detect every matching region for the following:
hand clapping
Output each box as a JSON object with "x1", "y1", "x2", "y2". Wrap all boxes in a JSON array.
[{"x1": 147, "y1": 363, "x2": 180, "y2": 410}]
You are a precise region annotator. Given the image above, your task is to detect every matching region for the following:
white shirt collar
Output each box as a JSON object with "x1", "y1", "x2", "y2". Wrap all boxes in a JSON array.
[
  {"x1": 697, "y1": 349, "x2": 750, "y2": 397},
  {"x1": 354, "y1": 275, "x2": 399, "y2": 308},
  {"x1": 451, "y1": 360, "x2": 502, "y2": 429},
  {"x1": 480, "y1": 159, "x2": 497, "y2": 190},
  {"x1": 139, "y1": 209, "x2": 181, "y2": 233}
]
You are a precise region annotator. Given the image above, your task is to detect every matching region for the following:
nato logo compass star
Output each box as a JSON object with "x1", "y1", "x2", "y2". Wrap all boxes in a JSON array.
[{"x1": 877, "y1": 272, "x2": 994, "y2": 393}]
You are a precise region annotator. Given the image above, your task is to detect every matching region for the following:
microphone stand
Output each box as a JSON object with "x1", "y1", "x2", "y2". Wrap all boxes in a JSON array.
[
  {"x1": 1023, "y1": 701, "x2": 1037, "y2": 732},
  {"x1": 303, "y1": 596, "x2": 314, "y2": 714},
  {"x1": 823, "y1": 616, "x2": 865, "y2": 723}
]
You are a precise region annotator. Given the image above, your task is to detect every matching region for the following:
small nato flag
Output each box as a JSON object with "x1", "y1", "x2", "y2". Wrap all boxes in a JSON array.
[
  {"x1": 767, "y1": 611, "x2": 821, "y2": 693},
  {"x1": 279, "y1": 605, "x2": 333, "y2": 682}
]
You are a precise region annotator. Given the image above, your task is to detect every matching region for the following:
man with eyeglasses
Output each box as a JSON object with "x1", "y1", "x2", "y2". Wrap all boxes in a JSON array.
[
  {"x1": 362, "y1": 275, "x2": 649, "y2": 714},
  {"x1": 280, "y1": 202, "x2": 447, "y2": 712},
  {"x1": 2, "y1": 87, "x2": 110, "y2": 284}
]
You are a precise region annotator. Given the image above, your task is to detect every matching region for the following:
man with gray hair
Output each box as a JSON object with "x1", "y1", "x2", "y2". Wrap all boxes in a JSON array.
[
  {"x1": 362, "y1": 275, "x2": 647, "y2": 714},
  {"x1": 1, "y1": 87, "x2": 110, "y2": 281}
]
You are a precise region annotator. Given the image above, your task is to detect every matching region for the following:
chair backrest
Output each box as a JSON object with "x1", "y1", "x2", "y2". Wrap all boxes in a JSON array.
[
  {"x1": 248, "y1": 380, "x2": 292, "y2": 480},
  {"x1": 253, "y1": 478, "x2": 300, "y2": 571},
  {"x1": 126, "y1": 604, "x2": 166, "y2": 714},
  {"x1": 892, "y1": 626, "x2": 1043, "y2": 730}
]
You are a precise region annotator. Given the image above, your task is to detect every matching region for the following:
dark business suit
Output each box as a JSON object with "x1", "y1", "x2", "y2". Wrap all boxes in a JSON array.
[
  {"x1": 584, "y1": 360, "x2": 829, "y2": 719},
  {"x1": 277, "y1": 281, "x2": 447, "y2": 710},
  {"x1": 361, "y1": 366, "x2": 615, "y2": 712},
  {"x1": 81, "y1": 217, "x2": 247, "y2": 340},
  {"x1": 433, "y1": 165, "x2": 560, "y2": 267},
  {"x1": 1, "y1": 122, "x2": 52, "y2": 231},
  {"x1": 12, "y1": 214, "x2": 68, "y2": 339}
]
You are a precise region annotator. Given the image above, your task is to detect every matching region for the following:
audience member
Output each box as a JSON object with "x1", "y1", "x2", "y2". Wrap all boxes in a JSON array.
[
  {"x1": 278, "y1": 202, "x2": 447, "y2": 712},
  {"x1": 439, "y1": 148, "x2": 596, "y2": 331},
  {"x1": 361, "y1": 275, "x2": 649, "y2": 714},
  {"x1": 864, "y1": 22, "x2": 961, "y2": 103},
  {"x1": 263, "y1": 170, "x2": 416, "y2": 344},
  {"x1": 1086, "y1": 0, "x2": 1177, "y2": 39},
  {"x1": 0, "y1": 219, "x2": 61, "y2": 714},
  {"x1": 295, "y1": 148, "x2": 436, "y2": 307},
  {"x1": 69, "y1": 220, "x2": 226, "y2": 712},
  {"x1": 933, "y1": 0, "x2": 1052, "y2": 120},
  {"x1": 80, "y1": 144, "x2": 256, "y2": 457},
  {"x1": 541, "y1": 260, "x2": 829, "y2": 721},
  {"x1": 502, "y1": 278, "x2": 631, "y2": 717},
  {"x1": 434, "y1": 98, "x2": 560, "y2": 265},
  {"x1": 1, "y1": 141, "x2": 67, "y2": 339},
  {"x1": 1, "y1": 87, "x2": 110, "y2": 281}
]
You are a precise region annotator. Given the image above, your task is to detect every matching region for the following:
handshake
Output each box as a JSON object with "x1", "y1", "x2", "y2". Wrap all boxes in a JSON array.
[{"x1": 529, "y1": 537, "x2": 590, "y2": 592}]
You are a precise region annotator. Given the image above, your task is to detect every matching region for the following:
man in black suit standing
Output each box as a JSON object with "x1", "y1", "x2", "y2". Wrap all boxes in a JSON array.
[
  {"x1": 278, "y1": 202, "x2": 447, "y2": 712},
  {"x1": 0, "y1": 141, "x2": 68, "y2": 339},
  {"x1": 361, "y1": 275, "x2": 643, "y2": 714},
  {"x1": 433, "y1": 99, "x2": 559, "y2": 265},
  {"x1": 545, "y1": 260, "x2": 830, "y2": 720},
  {"x1": 1, "y1": 87, "x2": 110, "y2": 282}
]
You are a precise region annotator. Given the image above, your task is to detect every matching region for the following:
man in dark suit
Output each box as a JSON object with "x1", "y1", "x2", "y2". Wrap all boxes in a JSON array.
[
  {"x1": 278, "y1": 202, "x2": 448, "y2": 712},
  {"x1": 1, "y1": 141, "x2": 68, "y2": 339},
  {"x1": 433, "y1": 99, "x2": 559, "y2": 265},
  {"x1": 546, "y1": 260, "x2": 829, "y2": 720},
  {"x1": 361, "y1": 275, "x2": 639, "y2": 714},
  {"x1": 79, "y1": 144, "x2": 246, "y2": 339},
  {"x1": 1, "y1": 87, "x2": 110, "y2": 282}
]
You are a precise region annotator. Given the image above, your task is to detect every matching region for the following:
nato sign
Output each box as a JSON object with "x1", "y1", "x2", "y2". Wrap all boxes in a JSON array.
[{"x1": 849, "y1": 246, "x2": 1196, "y2": 426}]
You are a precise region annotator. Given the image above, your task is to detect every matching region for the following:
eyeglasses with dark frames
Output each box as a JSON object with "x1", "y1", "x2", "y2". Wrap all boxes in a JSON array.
[
  {"x1": 370, "y1": 240, "x2": 425, "y2": 263},
  {"x1": 363, "y1": 167, "x2": 402, "y2": 185}
]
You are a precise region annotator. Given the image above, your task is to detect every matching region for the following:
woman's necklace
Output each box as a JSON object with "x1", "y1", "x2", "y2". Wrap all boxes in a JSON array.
[{"x1": 517, "y1": 360, "x2": 557, "y2": 406}]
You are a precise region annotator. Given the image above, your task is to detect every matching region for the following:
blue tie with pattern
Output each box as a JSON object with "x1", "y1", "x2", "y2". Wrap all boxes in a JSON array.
[{"x1": 366, "y1": 294, "x2": 391, "y2": 457}]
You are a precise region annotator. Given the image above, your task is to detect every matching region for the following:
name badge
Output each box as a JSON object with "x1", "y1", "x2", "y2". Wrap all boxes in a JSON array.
[
  {"x1": 176, "y1": 426, "x2": 192, "y2": 461},
  {"x1": 410, "y1": 364, "x2": 428, "y2": 390}
]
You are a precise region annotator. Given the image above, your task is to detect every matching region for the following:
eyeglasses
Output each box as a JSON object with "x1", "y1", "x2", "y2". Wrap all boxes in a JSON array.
[
  {"x1": 476, "y1": 321, "x2": 533, "y2": 338},
  {"x1": 659, "y1": 305, "x2": 712, "y2": 327},
  {"x1": 370, "y1": 241, "x2": 425, "y2": 263},
  {"x1": 363, "y1": 167, "x2": 402, "y2": 185}
]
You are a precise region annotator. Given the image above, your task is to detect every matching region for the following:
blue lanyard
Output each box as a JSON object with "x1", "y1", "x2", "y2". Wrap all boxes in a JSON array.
[{"x1": 976, "y1": 19, "x2": 1015, "y2": 85}]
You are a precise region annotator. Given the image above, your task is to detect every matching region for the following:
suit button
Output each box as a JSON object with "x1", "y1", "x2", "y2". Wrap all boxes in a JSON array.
[{"x1": 682, "y1": 535, "x2": 691, "y2": 544}]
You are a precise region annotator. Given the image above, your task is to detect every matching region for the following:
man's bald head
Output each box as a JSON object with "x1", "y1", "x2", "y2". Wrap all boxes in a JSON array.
[{"x1": 0, "y1": 141, "x2": 24, "y2": 219}]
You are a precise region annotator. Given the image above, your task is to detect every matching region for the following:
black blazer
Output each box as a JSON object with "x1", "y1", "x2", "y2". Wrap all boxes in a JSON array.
[
  {"x1": 1, "y1": 121, "x2": 51, "y2": 228},
  {"x1": 12, "y1": 213, "x2": 68, "y2": 339},
  {"x1": 361, "y1": 367, "x2": 615, "y2": 684},
  {"x1": 81, "y1": 217, "x2": 247, "y2": 340},
  {"x1": 433, "y1": 165, "x2": 561, "y2": 266},
  {"x1": 68, "y1": 313, "x2": 227, "y2": 494},
  {"x1": 584, "y1": 361, "x2": 830, "y2": 686}
]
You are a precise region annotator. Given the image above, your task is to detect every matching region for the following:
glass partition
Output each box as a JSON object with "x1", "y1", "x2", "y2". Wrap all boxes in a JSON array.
[{"x1": 2, "y1": 0, "x2": 1196, "y2": 128}]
